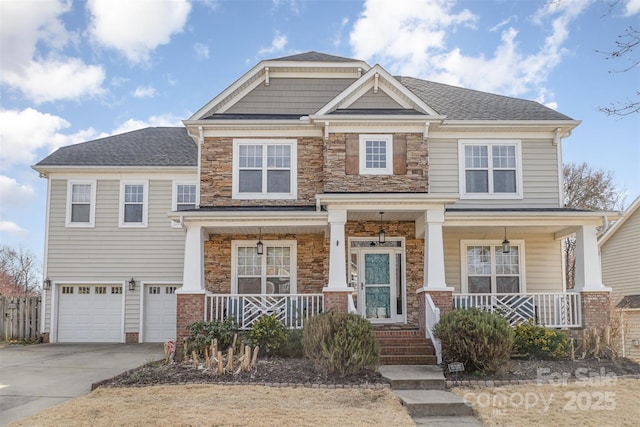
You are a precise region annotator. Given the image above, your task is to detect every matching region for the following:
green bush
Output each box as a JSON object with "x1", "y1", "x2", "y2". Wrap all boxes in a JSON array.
[
  {"x1": 434, "y1": 308, "x2": 514, "y2": 375},
  {"x1": 280, "y1": 329, "x2": 304, "y2": 358},
  {"x1": 186, "y1": 318, "x2": 238, "y2": 356},
  {"x1": 302, "y1": 312, "x2": 379, "y2": 377},
  {"x1": 246, "y1": 314, "x2": 288, "y2": 356},
  {"x1": 513, "y1": 320, "x2": 571, "y2": 359}
]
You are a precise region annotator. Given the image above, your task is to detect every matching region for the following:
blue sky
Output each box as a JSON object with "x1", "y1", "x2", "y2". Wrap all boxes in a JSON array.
[{"x1": 1, "y1": 0, "x2": 639, "y2": 264}]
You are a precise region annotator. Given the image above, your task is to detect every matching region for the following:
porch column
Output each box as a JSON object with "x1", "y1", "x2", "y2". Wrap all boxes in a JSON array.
[{"x1": 323, "y1": 208, "x2": 353, "y2": 312}]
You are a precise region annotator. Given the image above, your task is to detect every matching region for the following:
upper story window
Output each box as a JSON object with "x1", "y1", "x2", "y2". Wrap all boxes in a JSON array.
[
  {"x1": 359, "y1": 135, "x2": 393, "y2": 175},
  {"x1": 66, "y1": 180, "x2": 96, "y2": 227},
  {"x1": 232, "y1": 139, "x2": 297, "y2": 199},
  {"x1": 119, "y1": 180, "x2": 148, "y2": 227},
  {"x1": 459, "y1": 140, "x2": 523, "y2": 199},
  {"x1": 462, "y1": 241, "x2": 525, "y2": 293},
  {"x1": 174, "y1": 182, "x2": 197, "y2": 211}
]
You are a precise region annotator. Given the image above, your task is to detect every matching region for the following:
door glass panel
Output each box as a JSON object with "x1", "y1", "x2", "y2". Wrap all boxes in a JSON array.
[
  {"x1": 364, "y1": 253, "x2": 390, "y2": 284},
  {"x1": 365, "y1": 287, "x2": 390, "y2": 319},
  {"x1": 364, "y1": 253, "x2": 391, "y2": 319}
]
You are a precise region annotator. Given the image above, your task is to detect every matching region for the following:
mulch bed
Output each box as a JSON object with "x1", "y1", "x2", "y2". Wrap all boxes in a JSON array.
[{"x1": 94, "y1": 356, "x2": 640, "y2": 389}]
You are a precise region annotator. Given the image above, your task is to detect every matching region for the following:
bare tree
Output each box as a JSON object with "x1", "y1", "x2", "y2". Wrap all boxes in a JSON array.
[
  {"x1": 563, "y1": 162, "x2": 626, "y2": 288},
  {"x1": 0, "y1": 245, "x2": 41, "y2": 296}
]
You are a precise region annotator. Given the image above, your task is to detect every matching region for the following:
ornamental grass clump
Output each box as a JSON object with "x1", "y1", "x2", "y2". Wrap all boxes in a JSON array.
[
  {"x1": 434, "y1": 308, "x2": 514, "y2": 375},
  {"x1": 513, "y1": 320, "x2": 571, "y2": 359},
  {"x1": 302, "y1": 312, "x2": 379, "y2": 378}
]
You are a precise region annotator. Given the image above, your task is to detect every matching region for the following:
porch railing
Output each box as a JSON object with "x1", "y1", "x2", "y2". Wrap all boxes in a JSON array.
[
  {"x1": 424, "y1": 293, "x2": 442, "y2": 364},
  {"x1": 453, "y1": 292, "x2": 581, "y2": 328},
  {"x1": 205, "y1": 294, "x2": 324, "y2": 330}
]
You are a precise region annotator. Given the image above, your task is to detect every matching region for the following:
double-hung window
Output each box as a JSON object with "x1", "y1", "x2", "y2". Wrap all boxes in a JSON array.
[
  {"x1": 462, "y1": 241, "x2": 524, "y2": 293},
  {"x1": 233, "y1": 241, "x2": 296, "y2": 294},
  {"x1": 119, "y1": 181, "x2": 148, "y2": 227},
  {"x1": 232, "y1": 139, "x2": 297, "y2": 199},
  {"x1": 174, "y1": 182, "x2": 197, "y2": 211},
  {"x1": 459, "y1": 140, "x2": 522, "y2": 198},
  {"x1": 359, "y1": 134, "x2": 393, "y2": 175},
  {"x1": 66, "y1": 180, "x2": 96, "y2": 227}
]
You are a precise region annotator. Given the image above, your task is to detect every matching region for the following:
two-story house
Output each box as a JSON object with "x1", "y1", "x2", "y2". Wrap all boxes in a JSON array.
[{"x1": 34, "y1": 52, "x2": 614, "y2": 359}]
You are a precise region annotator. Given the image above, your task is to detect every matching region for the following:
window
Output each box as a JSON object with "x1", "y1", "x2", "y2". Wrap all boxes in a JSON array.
[
  {"x1": 459, "y1": 140, "x2": 522, "y2": 198},
  {"x1": 232, "y1": 139, "x2": 297, "y2": 199},
  {"x1": 174, "y1": 182, "x2": 197, "y2": 211},
  {"x1": 66, "y1": 181, "x2": 96, "y2": 227},
  {"x1": 359, "y1": 135, "x2": 393, "y2": 175},
  {"x1": 462, "y1": 241, "x2": 524, "y2": 293},
  {"x1": 232, "y1": 241, "x2": 296, "y2": 294},
  {"x1": 119, "y1": 181, "x2": 148, "y2": 227}
]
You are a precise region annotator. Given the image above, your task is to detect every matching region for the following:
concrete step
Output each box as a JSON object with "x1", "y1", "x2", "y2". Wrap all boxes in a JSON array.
[
  {"x1": 413, "y1": 416, "x2": 484, "y2": 426},
  {"x1": 395, "y1": 390, "x2": 474, "y2": 417},
  {"x1": 380, "y1": 354, "x2": 437, "y2": 365},
  {"x1": 378, "y1": 365, "x2": 445, "y2": 390}
]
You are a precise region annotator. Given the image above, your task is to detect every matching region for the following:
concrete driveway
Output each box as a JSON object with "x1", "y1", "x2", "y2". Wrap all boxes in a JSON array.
[{"x1": 0, "y1": 343, "x2": 163, "y2": 426}]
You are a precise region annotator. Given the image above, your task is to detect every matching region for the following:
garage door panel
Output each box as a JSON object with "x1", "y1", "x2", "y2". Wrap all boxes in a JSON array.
[
  {"x1": 144, "y1": 285, "x2": 179, "y2": 342},
  {"x1": 58, "y1": 285, "x2": 123, "y2": 343}
]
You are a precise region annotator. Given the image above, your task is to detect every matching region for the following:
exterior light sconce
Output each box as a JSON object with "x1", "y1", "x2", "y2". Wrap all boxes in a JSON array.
[
  {"x1": 378, "y1": 212, "x2": 385, "y2": 244},
  {"x1": 257, "y1": 227, "x2": 264, "y2": 255},
  {"x1": 502, "y1": 227, "x2": 511, "y2": 254},
  {"x1": 128, "y1": 277, "x2": 136, "y2": 291},
  {"x1": 43, "y1": 278, "x2": 51, "y2": 290}
]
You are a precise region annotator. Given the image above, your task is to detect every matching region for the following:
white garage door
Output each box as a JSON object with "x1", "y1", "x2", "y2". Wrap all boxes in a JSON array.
[
  {"x1": 144, "y1": 285, "x2": 179, "y2": 342},
  {"x1": 58, "y1": 285, "x2": 123, "y2": 342}
]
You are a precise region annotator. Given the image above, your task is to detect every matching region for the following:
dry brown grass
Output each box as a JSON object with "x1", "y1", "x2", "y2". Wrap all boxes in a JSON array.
[
  {"x1": 8, "y1": 385, "x2": 414, "y2": 427},
  {"x1": 452, "y1": 378, "x2": 640, "y2": 426}
]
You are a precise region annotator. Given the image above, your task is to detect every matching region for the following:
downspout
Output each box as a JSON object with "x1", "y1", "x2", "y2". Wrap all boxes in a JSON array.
[
  {"x1": 41, "y1": 172, "x2": 51, "y2": 334},
  {"x1": 197, "y1": 126, "x2": 203, "y2": 208}
]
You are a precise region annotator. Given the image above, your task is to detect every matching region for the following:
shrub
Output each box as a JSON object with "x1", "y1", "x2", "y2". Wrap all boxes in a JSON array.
[
  {"x1": 302, "y1": 312, "x2": 379, "y2": 377},
  {"x1": 280, "y1": 329, "x2": 304, "y2": 358},
  {"x1": 513, "y1": 320, "x2": 571, "y2": 359},
  {"x1": 246, "y1": 314, "x2": 288, "y2": 356},
  {"x1": 186, "y1": 318, "x2": 238, "y2": 356},
  {"x1": 434, "y1": 308, "x2": 514, "y2": 375}
]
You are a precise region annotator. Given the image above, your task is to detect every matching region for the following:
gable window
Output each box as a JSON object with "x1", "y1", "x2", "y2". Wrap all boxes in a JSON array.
[
  {"x1": 462, "y1": 241, "x2": 524, "y2": 293},
  {"x1": 232, "y1": 139, "x2": 297, "y2": 199},
  {"x1": 459, "y1": 140, "x2": 522, "y2": 198},
  {"x1": 66, "y1": 181, "x2": 96, "y2": 227},
  {"x1": 119, "y1": 181, "x2": 148, "y2": 227},
  {"x1": 359, "y1": 135, "x2": 393, "y2": 175},
  {"x1": 232, "y1": 241, "x2": 296, "y2": 294}
]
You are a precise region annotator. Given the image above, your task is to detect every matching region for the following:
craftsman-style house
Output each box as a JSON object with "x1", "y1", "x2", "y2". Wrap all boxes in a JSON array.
[{"x1": 34, "y1": 52, "x2": 615, "y2": 362}]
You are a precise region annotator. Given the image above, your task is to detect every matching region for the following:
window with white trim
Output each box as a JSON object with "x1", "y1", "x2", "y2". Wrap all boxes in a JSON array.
[
  {"x1": 119, "y1": 181, "x2": 148, "y2": 227},
  {"x1": 459, "y1": 140, "x2": 522, "y2": 198},
  {"x1": 175, "y1": 183, "x2": 196, "y2": 211},
  {"x1": 66, "y1": 181, "x2": 96, "y2": 227},
  {"x1": 462, "y1": 241, "x2": 524, "y2": 293},
  {"x1": 232, "y1": 139, "x2": 297, "y2": 199},
  {"x1": 359, "y1": 134, "x2": 393, "y2": 175},
  {"x1": 232, "y1": 241, "x2": 296, "y2": 294}
]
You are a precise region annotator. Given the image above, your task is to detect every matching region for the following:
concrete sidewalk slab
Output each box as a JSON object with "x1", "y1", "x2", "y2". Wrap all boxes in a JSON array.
[{"x1": 0, "y1": 343, "x2": 163, "y2": 426}]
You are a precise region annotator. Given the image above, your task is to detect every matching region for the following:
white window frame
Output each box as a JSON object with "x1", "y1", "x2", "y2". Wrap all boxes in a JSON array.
[
  {"x1": 171, "y1": 180, "x2": 197, "y2": 228},
  {"x1": 119, "y1": 180, "x2": 148, "y2": 228},
  {"x1": 359, "y1": 134, "x2": 393, "y2": 175},
  {"x1": 231, "y1": 240, "x2": 297, "y2": 294},
  {"x1": 65, "y1": 180, "x2": 96, "y2": 227},
  {"x1": 460, "y1": 240, "x2": 526, "y2": 293},
  {"x1": 232, "y1": 139, "x2": 297, "y2": 200},
  {"x1": 458, "y1": 140, "x2": 523, "y2": 199}
]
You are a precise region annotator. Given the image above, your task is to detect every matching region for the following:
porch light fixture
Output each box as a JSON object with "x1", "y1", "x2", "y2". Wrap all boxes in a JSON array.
[
  {"x1": 502, "y1": 227, "x2": 511, "y2": 254},
  {"x1": 257, "y1": 227, "x2": 264, "y2": 255},
  {"x1": 43, "y1": 278, "x2": 51, "y2": 290},
  {"x1": 378, "y1": 212, "x2": 386, "y2": 244},
  {"x1": 128, "y1": 277, "x2": 136, "y2": 291}
]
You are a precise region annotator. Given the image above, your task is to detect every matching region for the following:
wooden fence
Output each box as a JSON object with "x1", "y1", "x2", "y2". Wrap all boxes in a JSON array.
[{"x1": 0, "y1": 296, "x2": 40, "y2": 342}]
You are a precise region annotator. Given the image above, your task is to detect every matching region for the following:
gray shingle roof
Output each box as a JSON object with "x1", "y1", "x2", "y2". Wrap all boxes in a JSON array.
[
  {"x1": 270, "y1": 51, "x2": 360, "y2": 63},
  {"x1": 35, "y1": 127, "x2": 196, "y2": 167}
]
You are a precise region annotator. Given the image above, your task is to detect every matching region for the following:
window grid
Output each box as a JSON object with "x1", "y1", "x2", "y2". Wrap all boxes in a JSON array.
[
  {"x1": 123, "y1": 184, "x2": 144, "y2": 224},
  {"x1": 465, "y1": 244, "x2": 521, "y2": 293},
  {"x1": 236, "y1": 243, "x2": 293, "y2": 294},
  {"x1": 112, "y1": 287, "x2": 123, "y2": 294},
  {"x1": 365, "y1": 140, "x2": 387, "y2": 169},
  {"x1": 176, "y1": 184, "x2": 196, "y2": 210},
  {"x1": 463, "y1": 143, "x2": 518, "y2": 195},
  {"x1": 95, "y1": 286, "x2": 107, "y2": 294},
  {"x1": 237, "y1": 143, "x2": 291, "y2": 195}
]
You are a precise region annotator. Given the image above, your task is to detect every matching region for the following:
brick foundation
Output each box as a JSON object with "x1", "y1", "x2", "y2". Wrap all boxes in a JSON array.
[
  {"x1": 125, "y1": 332, "x2": 139, "y2": 343},
  {"x1": 580, "y1": 291, "x2": 611, "y2": 330},
  {"x1": 416, "y1": 288, "x2": 453, "y2": 333},
  {"x1": 323, "y1": 290, "x2": 351, "y2": 313},
  {"x1": 176, "y1": 293, "x2": 206, "y2": 358}
]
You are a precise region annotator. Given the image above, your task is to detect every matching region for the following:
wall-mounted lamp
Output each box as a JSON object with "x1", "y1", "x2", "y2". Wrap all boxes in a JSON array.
[
  {"x1": 128, "y1": 277, "x2": 136, "y2": 291},
  {"x1": 43, "y1": 278, "x2": 51, "y2": 290},
  {"x1": 502, "y1": 227, "x2": 511, "y2": 254},
  {"x1": 378, "y1": 212, "x2": 385, "y2": 244},
  {"x1": 256, "y1": 227, "x2": 264, "y2": 255}
]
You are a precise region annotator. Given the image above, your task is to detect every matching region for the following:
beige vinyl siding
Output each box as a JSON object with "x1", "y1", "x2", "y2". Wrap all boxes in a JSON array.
[
  {"x1": 348, "y1": 91, "x2": 403, "y2": 109},
  {"x1": 226, "y1": 78, "x2": 355, "y2": 115},
  {"x1": 125, "y1": 289, "x2": 140, "y2": 335},
  {"x1": 429, "y1": 138, "x2": 561, "y2": 208},
  {"x1": 443, "y1": 230, "x2": 563, "y2": 292},
  {"x1": 601, "y1": 208, "x2": 640, "y2": 298},
  {"x1": 621, "y1": 311, "x2": 640, "y2": 360}
]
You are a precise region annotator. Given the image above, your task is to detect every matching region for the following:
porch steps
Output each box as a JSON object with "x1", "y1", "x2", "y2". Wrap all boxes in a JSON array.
[
  {"x1": 379, "y1": 365, "x2": 480, "y2": 425},
  {"x1": 374, "y1": 327, "x2": 437, "y2": 365}
]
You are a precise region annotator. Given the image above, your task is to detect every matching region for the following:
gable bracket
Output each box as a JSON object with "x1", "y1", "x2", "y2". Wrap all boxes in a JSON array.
[
  {"x1": 423, "y1": 122, "x2": 430, "y2": 141},
  {"x1": 324, "y1": 121, "x2": 330, "y2": 140},
  {"x1": 265, "y1": 67, "x2": 270, "y2": 86},
  {"x1": 374, "y1": 72, "x2": 379, "y2": 93}
]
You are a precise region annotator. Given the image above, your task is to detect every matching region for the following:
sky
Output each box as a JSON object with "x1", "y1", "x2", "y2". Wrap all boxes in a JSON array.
[{"x1": 1, "y1": 0, "x2": 639, "y2": 267}]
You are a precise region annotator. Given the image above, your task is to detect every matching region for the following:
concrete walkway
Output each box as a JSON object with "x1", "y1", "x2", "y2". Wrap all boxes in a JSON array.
[{"x1": 0, "y1": 343, "x2": 163, "y2": 426}]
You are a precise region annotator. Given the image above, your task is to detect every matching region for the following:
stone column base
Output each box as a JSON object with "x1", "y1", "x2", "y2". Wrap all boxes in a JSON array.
[
  {"x1": 125, "y1": 332, "x2": 139, "y2": 343},
  {"x1": 176, "y1": 292, "x2": 206, "y2": 359},
  {"x1": 580, "y1": 290, "x2": 611, "y2": 330}
]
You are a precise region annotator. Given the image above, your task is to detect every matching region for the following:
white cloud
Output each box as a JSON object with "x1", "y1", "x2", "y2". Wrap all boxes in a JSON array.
[
  {"x1": 132, "y1": 85, "x2": 158, "y2": 98},
  {"x1": 623, "y1": 0, "x2": 640, "y2": 15},
  {"x1": 258, "y1": 32, "x2": 288, "y2": 56},
  {"x1": 0, "y1": 221, "x2": 30, "y2": 238},
  {"x1": 194, "y1": 43, "x2": 210, "y2": 60},
  {"x1": 0, "y1": 176, "x2": 35, "y2": 210},
  {"x1": 87, "y1": 0, "x2": 191, "y2": 63},
  {"x1": 112, "y1": 114, "x2": 184, "y2": 135}
]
